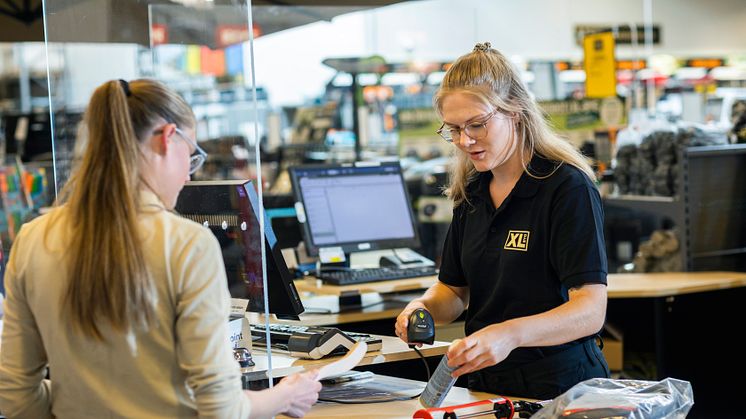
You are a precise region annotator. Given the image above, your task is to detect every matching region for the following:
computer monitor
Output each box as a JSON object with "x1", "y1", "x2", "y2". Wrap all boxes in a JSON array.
[
  {"x1": 288, "y1": 162, "x2": 420, "y2": 257},
  {"x1": 2, "y1": 113, "x2": 54, "y2": 162},
  {"x1": 175, "y1": 180, "x2": 304, "y2": 320},
  {"x1": 263, "y1": 193, "x2": 304, "y2": 250}
]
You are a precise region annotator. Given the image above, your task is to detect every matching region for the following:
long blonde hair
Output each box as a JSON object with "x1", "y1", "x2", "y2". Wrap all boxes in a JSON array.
[
  {"x1": 434, "y1": 43, "x2": 595, "y2": 207},
  {"x1": 56, "y1": 79, "x2": 194, "y2": 340}
]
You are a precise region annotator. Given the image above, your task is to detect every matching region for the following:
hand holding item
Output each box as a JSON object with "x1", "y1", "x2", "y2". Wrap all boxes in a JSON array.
[
  {"x1": 276, "y1": 370, "x2": 322, "y2": 418},
  {"x1": 446, "y1": 324, "x2": 517, "y2": 378},
  {"x1": 406, "y1": 308, "x2": 435, "y2": 346},
  {"x1": 395, "y1": 300, "x2": 428, "y2": 345}
]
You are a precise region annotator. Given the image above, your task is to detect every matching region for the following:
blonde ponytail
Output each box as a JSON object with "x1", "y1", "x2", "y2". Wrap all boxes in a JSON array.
[{"x1": 58, "y1": 79, "x2": 193, "y2": 340}]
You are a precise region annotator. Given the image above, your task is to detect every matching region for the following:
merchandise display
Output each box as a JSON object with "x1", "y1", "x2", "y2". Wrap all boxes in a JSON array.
[
  {"x1": 628, "y1": 229, "x2": 682, "y2": 273},
  {"x1": 614, "y1": 125, "x2": 727, "y2": 196},
  {"x1": 731, "y1": 99, "x2": 746, "y2": 143},
  {"x1": 608, "y1": 144, "x2": 746, "y2": 272}
]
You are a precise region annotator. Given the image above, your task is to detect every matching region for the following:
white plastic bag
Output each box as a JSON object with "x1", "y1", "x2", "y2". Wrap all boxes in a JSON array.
[{"x1": 531, "y1": 378, "x2": 693, "y2": 419}]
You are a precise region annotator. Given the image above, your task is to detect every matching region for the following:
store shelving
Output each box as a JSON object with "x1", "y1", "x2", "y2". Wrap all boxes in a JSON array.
[
  {"x1": 605, "y1": 144, "x2": 746, "y2": 272},
  {"x1": 604, "y1": 194, "x2": 681, "y2": 220}
]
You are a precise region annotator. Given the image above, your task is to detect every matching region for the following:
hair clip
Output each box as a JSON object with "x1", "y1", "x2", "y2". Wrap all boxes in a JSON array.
[
  {"x1": 473, "y1": 42, "x2": 492, "y2": 52},
  {"x1": 119, "y1": 79, "x2": 132, "y2": 97}
]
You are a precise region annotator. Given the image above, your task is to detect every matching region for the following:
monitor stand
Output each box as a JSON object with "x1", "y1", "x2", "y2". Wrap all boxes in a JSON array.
[
  {"x1": 348, "y1": 248, "x2": 434, "y2": 269},
  {"x1": 316, "y1": 248, "x2": 434, "y2": 310}
]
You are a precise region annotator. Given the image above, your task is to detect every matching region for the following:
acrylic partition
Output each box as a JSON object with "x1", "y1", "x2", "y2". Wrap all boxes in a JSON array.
[{"x1": 40, "y1": 0, "x2": 278, "y2": 383}]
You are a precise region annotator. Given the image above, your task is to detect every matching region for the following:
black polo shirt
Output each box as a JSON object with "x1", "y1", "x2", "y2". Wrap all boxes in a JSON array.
[{"x1": 439, "y1": 155, "x2": 607, "y2": 370}]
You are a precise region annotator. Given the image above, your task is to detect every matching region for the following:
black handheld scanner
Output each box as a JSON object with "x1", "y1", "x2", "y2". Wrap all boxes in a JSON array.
[{"x1": 407, "y1": 308, "x2": 435, "y2": 346}]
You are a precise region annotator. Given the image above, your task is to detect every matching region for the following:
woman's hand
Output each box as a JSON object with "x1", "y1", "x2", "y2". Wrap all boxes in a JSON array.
[
  {"x1": 275, "y1": 370, "x2": 322, "y2": 417},
  {"x1": 248, "y1": 370, "x2": 321, "y2": 419},
  {"x1": 446, "y1": 323, "x2": 518, "y2": 378},
  {"x1": 395, "y1": 301, "x2": 428, "y2": 345}
]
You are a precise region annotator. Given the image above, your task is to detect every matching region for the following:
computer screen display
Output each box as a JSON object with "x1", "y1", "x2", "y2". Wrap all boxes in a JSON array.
[
  {"x1": 175, "y1": 180, "x2": 304, "y2": 320},
  {"x1": 2, "y1": 113, "x2": 54, "y2": 162},
  {"x1": 289, "y1": 162, "x2": 420, "y2": 256}
]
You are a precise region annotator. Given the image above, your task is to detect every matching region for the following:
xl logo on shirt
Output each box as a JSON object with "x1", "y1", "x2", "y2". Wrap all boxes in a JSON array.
[{"x1": 504, "y1": 230, "x2": 530, "y2": 251}]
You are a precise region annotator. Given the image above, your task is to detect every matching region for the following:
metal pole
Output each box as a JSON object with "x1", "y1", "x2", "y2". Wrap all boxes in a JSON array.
[
  {"x1": 351, "y1": 73, "x2": 361, "y2": 161},
  {"x1": 643, "y1": 0, "x2": 655, "y2": 116}
]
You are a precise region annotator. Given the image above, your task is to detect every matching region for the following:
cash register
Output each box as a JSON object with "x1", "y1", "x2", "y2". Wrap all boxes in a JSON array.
[
  {"x1": 175, "y1": 180, "x2": 382, "y2": 361},
  {"x1": 250, "y1": 323, "x2": 382, "y2": 359}
]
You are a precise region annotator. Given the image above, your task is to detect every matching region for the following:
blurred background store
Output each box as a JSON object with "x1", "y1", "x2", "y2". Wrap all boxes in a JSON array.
[
  {"x1": 3, "y1": 0, "x2": 744, "y2": 265},
  {"x1": 0, "y1": 1, "x2": 745, "y2": 413}
]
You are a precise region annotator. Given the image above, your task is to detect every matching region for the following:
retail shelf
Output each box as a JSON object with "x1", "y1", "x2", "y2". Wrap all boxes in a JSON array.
[
  {"x1": 606, "y1": 144, "x2": 746, "y2": 271},
  {"x1": 605, "y1": 194, "x2": 676, "y2": 202},
  {"x1": 692, "y1": 247, "x2": 746, "y2": 258},
  {"x1": 603, "y1": 194, "x2": 682, "y2": 219}
]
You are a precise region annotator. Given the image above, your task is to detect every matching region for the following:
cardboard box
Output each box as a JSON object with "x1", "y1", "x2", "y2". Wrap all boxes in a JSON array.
[{"x1": 601, "y1": 323, "x2": 624, "y2": 371}]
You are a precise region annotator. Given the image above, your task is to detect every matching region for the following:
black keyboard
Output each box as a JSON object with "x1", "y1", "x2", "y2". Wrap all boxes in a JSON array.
[
  {"x1": 250, "y1": 323, "x2": 383, "y2": 358},
  {"x1": 316, "y1": 265, "x2": 438, "y2": 286}
]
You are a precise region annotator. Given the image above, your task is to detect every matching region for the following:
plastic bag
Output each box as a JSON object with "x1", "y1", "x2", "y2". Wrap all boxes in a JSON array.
[
  {"x1": 616, "y1": 110, "x2": 676, "y2": 150},
  {"x1": 531, "y1": 378, "x2": 693, "y2": 419}
]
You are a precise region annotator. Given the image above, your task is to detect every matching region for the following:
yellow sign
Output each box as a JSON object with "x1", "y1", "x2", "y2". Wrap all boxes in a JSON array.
[
  {"x1": 186, "y1": 45, "x2": 202, "y2": 75},
  {"x1": 583, "y1": 32, "x2": 616, "y2": 98},
  {"x1": 504, "y1": 230, "x2": 530, "y2": 252}
]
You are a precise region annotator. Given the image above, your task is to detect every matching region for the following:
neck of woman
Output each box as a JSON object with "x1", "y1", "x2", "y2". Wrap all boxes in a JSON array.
[{"x1": 490, "y1": 147, "x2": 530, "y2": 185}]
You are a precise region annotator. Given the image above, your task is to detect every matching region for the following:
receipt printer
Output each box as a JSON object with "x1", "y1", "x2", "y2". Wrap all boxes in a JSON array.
[{"x1": 288, "y1": 327, "x2": 356, "y2": 360}]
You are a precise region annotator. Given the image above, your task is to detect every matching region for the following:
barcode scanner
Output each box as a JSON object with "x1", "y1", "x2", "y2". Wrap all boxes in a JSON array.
[{"x1": 407, "y1": 308, "x2": 435, "y2": 347}]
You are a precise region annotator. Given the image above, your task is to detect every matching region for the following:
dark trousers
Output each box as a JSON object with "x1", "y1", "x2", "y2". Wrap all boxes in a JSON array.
[{"x1": 468, "y1": 339, "x2": 610, "y2": 401}]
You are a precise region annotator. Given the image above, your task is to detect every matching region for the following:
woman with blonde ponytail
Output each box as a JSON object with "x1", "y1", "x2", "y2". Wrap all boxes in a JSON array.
[
  {"x1": 396, "y1": 44, "x2": 609, "y2": 400},
  {"x1": 0, "y1": 79, "x2": 320, "y2": 419}
]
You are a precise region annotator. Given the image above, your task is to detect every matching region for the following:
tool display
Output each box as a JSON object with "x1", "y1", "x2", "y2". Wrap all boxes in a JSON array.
[
  {"x1": 414, "y1": 398, "x2": 544, "y2": 419},
  {"x1": 413, "y1": 397, "x2": 513, "y2": 419}
]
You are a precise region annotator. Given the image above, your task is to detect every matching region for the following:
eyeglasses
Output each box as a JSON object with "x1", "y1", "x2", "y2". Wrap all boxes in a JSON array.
[
  {"x1": 436, "y1": 108, "x2": 501, "y2": 143},
  {"x1": 173, "y1": 127, "x2": 208, "y2": 174}
]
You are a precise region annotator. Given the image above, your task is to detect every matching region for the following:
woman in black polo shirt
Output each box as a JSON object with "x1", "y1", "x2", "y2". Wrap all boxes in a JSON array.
[{"x1": 395, "y1": 43, "x2": 609, "y2": 400}]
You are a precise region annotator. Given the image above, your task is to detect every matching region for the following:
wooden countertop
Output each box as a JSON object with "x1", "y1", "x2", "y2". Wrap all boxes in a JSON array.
[
  {"x1": 242, "y1": 334, "x2": 449, "y2": 381},
  {"x1": 606, "y1": 271, "x2": 746, "y2": 298},
  {"x1": 295, "y1": 275, "x2": 439, "y2": 295},
  {"x1": 282, "y1": 271, "x2": 746, "y2": 327},
  {"x1": 295, "y1": 271, "x2": 746, "y2": 298},
  {"x1": 279, "y1": 375, "x2": 525, "y2": 419}
]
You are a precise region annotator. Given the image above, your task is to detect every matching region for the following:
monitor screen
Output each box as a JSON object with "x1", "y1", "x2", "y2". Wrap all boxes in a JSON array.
[
  {"x1": 2, "y1": 113, "x2": 54, "y2": 162},
  {"x1": 289, "y1": 162, "x2": 420, "y2": 256},
  {"x1": 175, "y1": 180, "x2": 304, "y2": 320}
]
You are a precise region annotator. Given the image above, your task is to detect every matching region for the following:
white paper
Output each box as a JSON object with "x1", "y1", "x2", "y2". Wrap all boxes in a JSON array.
[
  {"x1": 316, "y1": 341, "x2": 367, "y2": 380},
  {"x1": 319, "y1": 246, "x2": 346, "y2": 264},
  {"x1": 230, "y1": 298, "x2": 249, "y2": 317}
]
